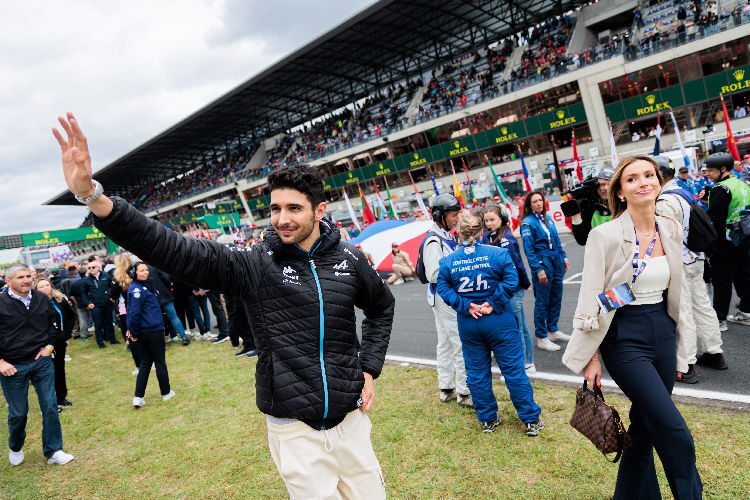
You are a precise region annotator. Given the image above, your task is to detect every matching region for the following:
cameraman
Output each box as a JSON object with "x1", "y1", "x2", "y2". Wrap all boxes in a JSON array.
[{"x1": 563, "y1": 168, "x2": 613, "y2": 245}]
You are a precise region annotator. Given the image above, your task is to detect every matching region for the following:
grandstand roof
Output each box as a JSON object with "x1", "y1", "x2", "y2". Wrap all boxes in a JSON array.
[{"x1": 47, "y1": 0, "x2": 583, "y2": 206}]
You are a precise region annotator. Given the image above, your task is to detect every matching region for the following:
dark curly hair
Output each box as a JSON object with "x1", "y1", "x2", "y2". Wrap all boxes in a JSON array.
[{"x1": 267, "y1": 164, "x2": 325, "y2": 208}]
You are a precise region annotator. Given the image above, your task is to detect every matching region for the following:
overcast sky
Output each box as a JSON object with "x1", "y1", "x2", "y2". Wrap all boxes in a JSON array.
[{"x1": 0, "y1": 0, "x2": 374, "y2": 236}]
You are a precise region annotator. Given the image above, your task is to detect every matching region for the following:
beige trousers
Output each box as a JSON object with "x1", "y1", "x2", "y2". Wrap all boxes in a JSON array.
[
  {"x1": 387, "y1": 264, "x2": 412, "y2": 283},
  {"x1": 680, "y1": 260, "x2": 723, "y2": 365},
  {"x1": 267, "y1": 410, "x2": 386, "y2": 500}
]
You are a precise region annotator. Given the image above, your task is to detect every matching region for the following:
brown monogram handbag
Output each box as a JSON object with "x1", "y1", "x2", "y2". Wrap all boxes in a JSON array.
[{"x1": 570, "y1": 380, "x2": 632, "y2": 463}]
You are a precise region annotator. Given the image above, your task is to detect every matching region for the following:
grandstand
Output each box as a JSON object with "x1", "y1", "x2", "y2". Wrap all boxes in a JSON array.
[{"x1": 46, "y1": 0, "x2": 750, "y2": 233}]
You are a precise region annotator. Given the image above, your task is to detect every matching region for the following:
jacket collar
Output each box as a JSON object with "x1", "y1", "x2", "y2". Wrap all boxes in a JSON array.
[
  {"x1": 264, "y1": 217, "x2": 340, "y2": 257},
  {"x1": 618, "y1": 208, "x2": 677, "y2": 251}
]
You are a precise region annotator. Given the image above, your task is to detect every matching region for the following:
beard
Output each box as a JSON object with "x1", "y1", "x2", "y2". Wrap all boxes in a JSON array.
[{"x1": 275, "y1": 213, "x2": 316, "y2": 245}]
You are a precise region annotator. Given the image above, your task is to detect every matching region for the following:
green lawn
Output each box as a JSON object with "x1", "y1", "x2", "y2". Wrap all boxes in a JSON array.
[{"x1": 1, "y1": 338, "x2": 748, "y2": 499}]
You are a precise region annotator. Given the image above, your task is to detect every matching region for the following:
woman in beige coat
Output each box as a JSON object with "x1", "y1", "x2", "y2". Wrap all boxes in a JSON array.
[{"x1": 562, "y1": 156, "x2": 702, "y2": 499}]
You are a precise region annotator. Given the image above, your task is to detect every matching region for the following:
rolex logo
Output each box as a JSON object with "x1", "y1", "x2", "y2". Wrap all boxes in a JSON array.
[
  {"x1": 645, "y1": 94, "x2": 656, "y2": 105},
  {"x1": 454, "y1": 141, "x2": 460, "y2": 148},
  {"x1": 556, "y1": 110, "x2": 565, "y2": 119},
  {"x1": 348, "y1": 172, "x2": 353, "y2": 178},
  {"x1": 379, "y1": 163, "x2": 383, "y2": 168},
  {"x1": 734, "y1": 69, "x2": 745, "y2": 81},
  {"x1": 413, "y1": 153, "x2": 419, "y2": 159},
  {"x1": 43, "y1": 232, "x2": 50, "y2": 239},
  {"x1": 92, "y1": 228, "x2": 99, "y2": 234},
  {"x1": 501, "y1": 127, "x2": 508, "y2": 135}
]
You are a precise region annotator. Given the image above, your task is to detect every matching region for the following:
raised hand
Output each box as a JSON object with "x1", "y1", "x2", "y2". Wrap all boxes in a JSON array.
[
  {"x1": 52, "y1": 112, "x2": 94, "y2": 198},
  {"x1": 51, "y1": 112, "x2": 114, "y2": 218}
]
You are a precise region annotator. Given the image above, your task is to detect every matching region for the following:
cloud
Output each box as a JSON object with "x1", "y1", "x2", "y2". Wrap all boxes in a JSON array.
[{"x1": 0, "y1": 0, "x2": 373, "y2": 236}]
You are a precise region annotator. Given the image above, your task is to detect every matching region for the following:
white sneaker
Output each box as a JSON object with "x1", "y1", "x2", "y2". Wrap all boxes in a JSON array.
[
  {"x1": 131, "y1": 368, "x2": 139, "y2": 375},
  {"x1": 162, "y1": 390, "x2": 176, "y2": 402},
  {"x1": 537, "y1": 338, "x2": 561, "y2": 351},
  {"x1": 8, "y1": 449, "x2": 24, "y2": 466},
  {"x1": 718, "y1": 320, "x2": 728, "y2": 332},
  {"x1": 727, "y1": 311, "x2": 750, "y2": 326},
  {"x1": 392, "y1": 278, "x2": 405, "y2": 285},
  {"x1": 165, "y1": 336, "x2": 179, "y2": 343},
  {"x1": 133, "y1": 397, "x2": 146, "y2": 408},
  {"x1": 46, "y1": 450, "x2": 74, "y2": 465},
  {"x1": 525, "y1": 363, "x2": 537, "y2": 374},
  {"x1": 64, "y1": 355, "x2": 71, "y2": 362},
  {"x1": 547, "y1": 331, "x2": 570, "y2": 342}
]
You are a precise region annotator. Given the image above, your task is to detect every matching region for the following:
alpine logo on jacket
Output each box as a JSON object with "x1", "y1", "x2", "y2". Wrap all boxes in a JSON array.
[
  {"x1": 333, "y1": 260, "x2": 348, "y2": 270},
  {"x1": 283, "y1": 266, "x2": 300, "y2": 285}
]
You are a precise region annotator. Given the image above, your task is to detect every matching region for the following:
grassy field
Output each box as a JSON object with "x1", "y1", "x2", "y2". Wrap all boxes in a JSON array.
[{"x1": 1, "y1": 337, "x2": 748, "y2": 499}]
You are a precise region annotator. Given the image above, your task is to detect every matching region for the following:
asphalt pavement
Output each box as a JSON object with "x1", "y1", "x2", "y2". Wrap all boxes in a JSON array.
[{"x1": 369, "y1": 234, "x2": 750, "y2": 405}]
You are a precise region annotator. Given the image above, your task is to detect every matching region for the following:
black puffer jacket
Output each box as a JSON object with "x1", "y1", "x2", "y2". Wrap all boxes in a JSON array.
[{"x1": 95, "y1": 197, "x2": 394, "y2": 421}]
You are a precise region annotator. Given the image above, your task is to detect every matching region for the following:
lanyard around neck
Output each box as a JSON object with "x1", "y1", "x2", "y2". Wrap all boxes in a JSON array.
[
  {"x1": 632, "y1": 225, "x2": 659, "y2": 284},
  {"x1": 535, "y1": 213, "x2": 552, "y2": 249}
]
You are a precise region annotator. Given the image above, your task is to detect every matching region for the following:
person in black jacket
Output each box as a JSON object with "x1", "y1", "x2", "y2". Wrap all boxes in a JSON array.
[
  {"x1": 146, "y1": 264, "x2": 190, "y2": 345},
  {"x1": 54, "y1": 113, "x2": 394, "y2": 499},
  {"x1": 127, "y1": 262, "x2": 174, "y2": 408},
  {"x1": 0, "y1": 263, "x2": 74, "y2": 466},
  {"x1": 32, "y1": 277, "x2": 76, "y2": 408},
  {"x1": 80, "y1": 260, "x2": 118, "y2": 348}
]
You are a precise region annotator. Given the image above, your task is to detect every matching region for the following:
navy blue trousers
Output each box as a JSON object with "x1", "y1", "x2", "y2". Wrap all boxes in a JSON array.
[
  {"x1": 457, "y1": 310, "x2": 541, "y2": 424},
  {"x1": 530, "y1": 253, "x2": 565, "y2": 338},
  {"x1": 600, "y1": 303, "x2": 702, "y2": 500}
]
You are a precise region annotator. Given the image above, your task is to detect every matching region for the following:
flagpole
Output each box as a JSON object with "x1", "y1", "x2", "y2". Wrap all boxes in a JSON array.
[
  {"x1": 407, "y1": 170, "x2": 430, "y2": 218},
  {"x1": 572, "y1": 130, "x2": 583, "y2": 182},
  {"x1": 548, "y1": 134, "x2": 565, "y2": 193},
  {"x1": 461, "y1": 158, "x2": 477, "y2": 207},
  {"x1": 449, "y1": 159, "x2": 465, "y2": 206},
  {"x1": 516, "y1": 144, "x2": 533, "y2": 193},
  {"x1": 383, "y1": 177, "x2": 398, "y2": 218}
]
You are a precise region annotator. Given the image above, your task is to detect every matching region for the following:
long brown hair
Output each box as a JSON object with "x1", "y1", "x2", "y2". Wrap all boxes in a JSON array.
[
  {"x1": 607, "y1": 155, "x2": 663, "y2": 219},
  {"x1": 458, "y1": 214, "x2": 484, "y2": 246},
  {"x1": 521, "y1": 190, "x2": 546, "y2": 220}
]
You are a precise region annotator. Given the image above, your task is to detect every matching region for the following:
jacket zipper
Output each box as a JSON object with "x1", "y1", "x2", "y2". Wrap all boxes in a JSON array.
[{"x1": 296, "y1": 239, "x2": 328, "y2": 419}]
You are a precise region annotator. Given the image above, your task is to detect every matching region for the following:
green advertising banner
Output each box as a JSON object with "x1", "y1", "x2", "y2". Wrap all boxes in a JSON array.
[
  {"x1": 395, "y1": 147, "x2": 433, "y2": 171},
  {"x1": 477, "y1": 121, "x2": 526, "y2": 149},
  {"x1": 440, "y1": 135, "x2": 477, "y2": 160},
  {"x1": 21, "y1": 227, "x2": 107, "y2": 247},
  {"x1": 198, "y1": 212, "x2": 241, "y2": 229},
  {"x1": 249, "y1": 195, "x2": 270, "y2": 211},
  {"x1": 538, "y1": 102, "x2": 587, "y2": 132},
  {"x1": 705, "y1": 64, "x2": 750, "y2": 97},
  {"x1": 369, "y1": 159, "x2": 397, "y2": 178}
]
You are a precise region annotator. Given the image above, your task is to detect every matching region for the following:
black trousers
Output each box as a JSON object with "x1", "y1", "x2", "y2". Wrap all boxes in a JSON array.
[
  {"x1": 91, "y1": 303, "x2": 116, "y2": 346},
  {"x1": 225, "y1": 295, "x2": 255, "y2": 349},
  {"x1": 174, "y1": 296, "x2": 195, "y2": 330},
  {"x1": 600, "y1": 303, "x2": 702, "y2": 500},
  {"x1": 118, "y1": 314, "x2": 141, "y2": 368},
  {"x1": 206, "y1": 291, "x2": 229, "y2": 337},
  {"x1": 710, "y1": 240, "x2": 750, "y2": 320},
  {"x1": 53, "y1": 338, "x2": 67, "y2": 404},
  {"x1": 134, "y1": 330, "x2": 170, "y2": 398}
]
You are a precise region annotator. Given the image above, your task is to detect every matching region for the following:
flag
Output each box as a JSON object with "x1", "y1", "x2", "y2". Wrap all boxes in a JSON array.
[
  {"x1": 429, "y1": 168, "x2": 440, "y2": 195},
  {"x1": 516, "y1": 146, "x2": 533, "y2": 193},
  {"x1": 449, "y1": 160, "x2": 466, "y2": 206},
  {"x1": 203, "y1": 221, "x2": 213, "y2": 240},
  {"x1": 720, "y1": 93, "x2": 741, "y2": 162},
  {"x1": 358, "y1": 186, "x2": 376, "y2": 225},
  {"x1": 198, "y1": 224, "x2": 206, "y2": 239},
  {"x1": 461, "y1": 158, "x2": 477, "y2": 206},
  {"x1": 371, "y1": 179, "x2": 388, "y2": 219},
  {"x1": 549, "y1": 137, "x2": 564, "y2": 192},
  {"x1": 383, "y1": 177, "x2": 397, "y2": 218},
  {"x1": 342, "y1": 189, "x2": 362, "y2": 231},
  {"x1": 407, "y1": 171, "x2": 430, "y2": 218},
  {"x1": 653, "y1": 114, "x2": 662, "y2": 156},
  {"x1": 571, "y1": 130, "x2": 583, "y2": 182},
  {"x1": 669, "y1": 111, "x2": 693, "y2": 173},
  {"x1": 608, "y1": 119, "x2": 619, "y2": 168},
  {"x1": 485, "y1": 155, "x2": 510, "y2": 203}
]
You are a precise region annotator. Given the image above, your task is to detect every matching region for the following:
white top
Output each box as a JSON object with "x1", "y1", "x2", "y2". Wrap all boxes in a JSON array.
[{"x1": 631, "y1": 255, "x2": 670, "y2": 305}]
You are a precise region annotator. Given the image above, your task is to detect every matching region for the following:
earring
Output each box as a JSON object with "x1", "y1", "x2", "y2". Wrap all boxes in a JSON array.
[{"x1": 620, "y1": 197, "x2": 625, "y2": 202}]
